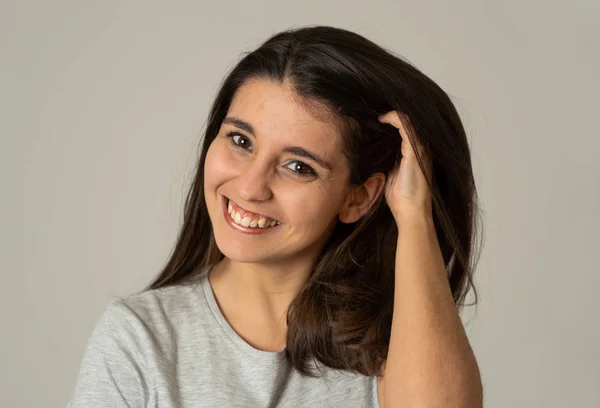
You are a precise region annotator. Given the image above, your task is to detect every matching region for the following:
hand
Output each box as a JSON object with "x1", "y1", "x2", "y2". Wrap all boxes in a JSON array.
[{"x1": 378, "y1": 111, "x2": 433, "y2": 223}]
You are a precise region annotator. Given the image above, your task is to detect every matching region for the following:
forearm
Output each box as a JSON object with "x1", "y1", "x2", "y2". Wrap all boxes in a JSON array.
[{"x1": 383, "y1": 215, "x2": 482, "y2": 408}]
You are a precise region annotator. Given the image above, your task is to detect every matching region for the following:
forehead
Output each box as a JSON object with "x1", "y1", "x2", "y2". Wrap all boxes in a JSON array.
[{"x1": 227, "y1": 78, "x2": 343, "y2": 155}]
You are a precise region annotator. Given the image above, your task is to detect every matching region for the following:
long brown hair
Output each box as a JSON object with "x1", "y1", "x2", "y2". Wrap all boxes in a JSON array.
[{"x1": 147, "y1": 25, "x2": 483, "y2": 378}]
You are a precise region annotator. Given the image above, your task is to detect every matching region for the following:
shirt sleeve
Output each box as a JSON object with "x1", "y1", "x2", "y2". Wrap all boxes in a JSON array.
[{"x1": 67, "y1": 299, "x2": 149, "y2": 408}]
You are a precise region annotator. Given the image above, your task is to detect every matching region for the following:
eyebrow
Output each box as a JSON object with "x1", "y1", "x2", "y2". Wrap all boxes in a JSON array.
[{"x1": 222, "y1": 116, "x2": 334, "y2": 171}]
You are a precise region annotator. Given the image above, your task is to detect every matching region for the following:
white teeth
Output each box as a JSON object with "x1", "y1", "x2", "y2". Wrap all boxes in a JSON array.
[
  {"x1": 240, "y1": 217, "x2": 251, "y2": 227},
  {"x1": 227, "y1": 199, "x2": 279, "y2": 229}
]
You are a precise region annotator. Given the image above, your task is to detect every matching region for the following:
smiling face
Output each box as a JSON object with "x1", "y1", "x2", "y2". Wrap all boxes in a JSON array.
[{"x1": 203, "y1": 78, "x2": 354, "y2": 266}]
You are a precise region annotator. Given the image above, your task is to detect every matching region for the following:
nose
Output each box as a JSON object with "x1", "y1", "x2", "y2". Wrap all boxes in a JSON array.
[{"x1": 235, "y1": 159, "x2": 273, "y2": 203}]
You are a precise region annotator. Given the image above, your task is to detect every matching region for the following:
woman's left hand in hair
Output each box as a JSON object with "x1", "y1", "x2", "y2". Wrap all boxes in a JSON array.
[{"x1": 378, "y1": 111, "x2": 433, "y2": 223}]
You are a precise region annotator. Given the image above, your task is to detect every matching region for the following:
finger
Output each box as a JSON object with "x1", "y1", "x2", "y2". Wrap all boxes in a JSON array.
[
  {"x1": 378, "y1": 111, "x2": 409, "y2": 141},
  {"x1": 379, "y1": 112, "x2": 418, "y2": 155},
  {"x1": 380, "y1": 112, "x2": 418, "y2": 157},
  {"x1": 380, "y1": 111, "x2": 432, "y2": 180}
]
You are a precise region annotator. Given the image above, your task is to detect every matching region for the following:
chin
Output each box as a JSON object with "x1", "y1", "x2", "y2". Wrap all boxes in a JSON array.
[
  {"x1": 210, "y1": 227, "x2": 273, "y2": 264},
  {"x1": 215, "y1": 241, "x2": 268, "y2": 264}
]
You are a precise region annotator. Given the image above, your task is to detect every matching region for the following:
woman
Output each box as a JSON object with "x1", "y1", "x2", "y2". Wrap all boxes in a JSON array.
[{"x1": 68, "y1": 25, "x2": 483, "y2": 407}]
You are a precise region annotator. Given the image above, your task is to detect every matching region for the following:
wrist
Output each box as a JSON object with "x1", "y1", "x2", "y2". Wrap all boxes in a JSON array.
[{"x1": 393, "y1": 207, "x2": 434, "y2": 227}]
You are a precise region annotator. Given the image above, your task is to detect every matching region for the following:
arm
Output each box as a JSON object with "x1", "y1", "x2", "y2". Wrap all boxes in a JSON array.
[
  {"x1": 377, "y1": 111, "x2": 482, "y2": 408},
  {"x1": 379, "y1": 216, "x2": 482, "y2": 408},
  {"x1": 67, "y1": 299, "x2": 149, "y2": 408}
]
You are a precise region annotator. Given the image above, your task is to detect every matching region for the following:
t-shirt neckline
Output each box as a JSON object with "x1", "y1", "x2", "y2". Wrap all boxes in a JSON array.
[{"x1": 199, "y1": 264, "x2": 288, "y2": 366}]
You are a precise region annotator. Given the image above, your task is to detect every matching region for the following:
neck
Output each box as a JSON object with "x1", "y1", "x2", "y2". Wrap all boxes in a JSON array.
[
  {"x1": 211, "y1": 257, "x2": 311, "y2": 310},
  {"x1": 207, "y1": 257, "x2": 314, "y2": 351}
]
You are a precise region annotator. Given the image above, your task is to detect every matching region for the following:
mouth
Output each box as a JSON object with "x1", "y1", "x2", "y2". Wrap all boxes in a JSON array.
[{"x1": 222, "y1": 196, "x2": 281, "y2": 234}]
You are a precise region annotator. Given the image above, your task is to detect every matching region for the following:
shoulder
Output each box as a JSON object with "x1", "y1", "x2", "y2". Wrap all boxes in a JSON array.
[
  {"x1": 116, "y1": 282, "x2": 205, "y2": 323},
  {"x1": 102, "y1": 282, "x2": 208, "y2": 343},
  {"x1": 68, "y1": 281, "x2": 210, "y2": 406},
  {"x1": 73, "y1": 283, "x2": 208, "y2": 377},
  {"x1": 92, "y1": 284, "x2": 204, "y2": 337}
]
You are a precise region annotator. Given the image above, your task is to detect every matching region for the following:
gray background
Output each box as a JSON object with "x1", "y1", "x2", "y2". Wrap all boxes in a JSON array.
[{"x1": 1, "y1": 1, "x2": 598, "y2": 407}]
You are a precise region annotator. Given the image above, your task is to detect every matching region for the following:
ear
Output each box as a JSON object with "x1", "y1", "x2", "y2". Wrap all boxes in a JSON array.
[{"x1": 339, "y1": 172, "x2": 386, "y2": 224}]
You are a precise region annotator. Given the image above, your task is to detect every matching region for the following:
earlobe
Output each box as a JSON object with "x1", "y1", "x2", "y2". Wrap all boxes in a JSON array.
[{"x1": 338, "y1": 173, "x2": 386, "y2": 224}]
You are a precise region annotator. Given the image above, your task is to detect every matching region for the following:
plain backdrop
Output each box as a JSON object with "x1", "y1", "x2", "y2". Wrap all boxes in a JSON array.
[{"x1": 1, "y1": 1, "x2": 598, "y2": 407}]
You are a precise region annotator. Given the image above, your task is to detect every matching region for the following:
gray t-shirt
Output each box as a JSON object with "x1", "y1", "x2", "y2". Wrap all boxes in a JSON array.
[{"x1": 67, "y1": 270, "x2": 381, "y2": 407}]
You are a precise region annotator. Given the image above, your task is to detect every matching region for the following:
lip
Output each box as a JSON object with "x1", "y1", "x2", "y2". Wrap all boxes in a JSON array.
[{"x1": 221, "y1": 196, "x2": 280, "y2": 235}]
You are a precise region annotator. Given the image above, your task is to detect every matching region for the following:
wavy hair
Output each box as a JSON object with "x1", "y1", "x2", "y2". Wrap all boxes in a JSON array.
[{"x1": 147, "y1": 25, "x2": 483, "y2": 378}]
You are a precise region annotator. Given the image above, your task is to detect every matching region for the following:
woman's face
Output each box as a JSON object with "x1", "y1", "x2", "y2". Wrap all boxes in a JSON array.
[{"x1": 203, "y1": 78, "x2": 353, "y2": 265}]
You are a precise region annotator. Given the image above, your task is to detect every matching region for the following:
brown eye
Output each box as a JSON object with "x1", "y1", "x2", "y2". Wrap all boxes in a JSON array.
[
  {"x1": 228, "y1": 132, "x2": 254, "y2": 151},
  {"x1": 284, "y1": 160, "x2": 317, "y2": 177}
]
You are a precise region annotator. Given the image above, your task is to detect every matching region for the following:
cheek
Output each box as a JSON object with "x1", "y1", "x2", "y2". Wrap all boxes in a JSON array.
[
  {"x1": 280, "y1": 184, "x2": 343, "y2": 228},
  {"x1": 204, "y1": 141, "x2": 237, "y2": 190}
]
